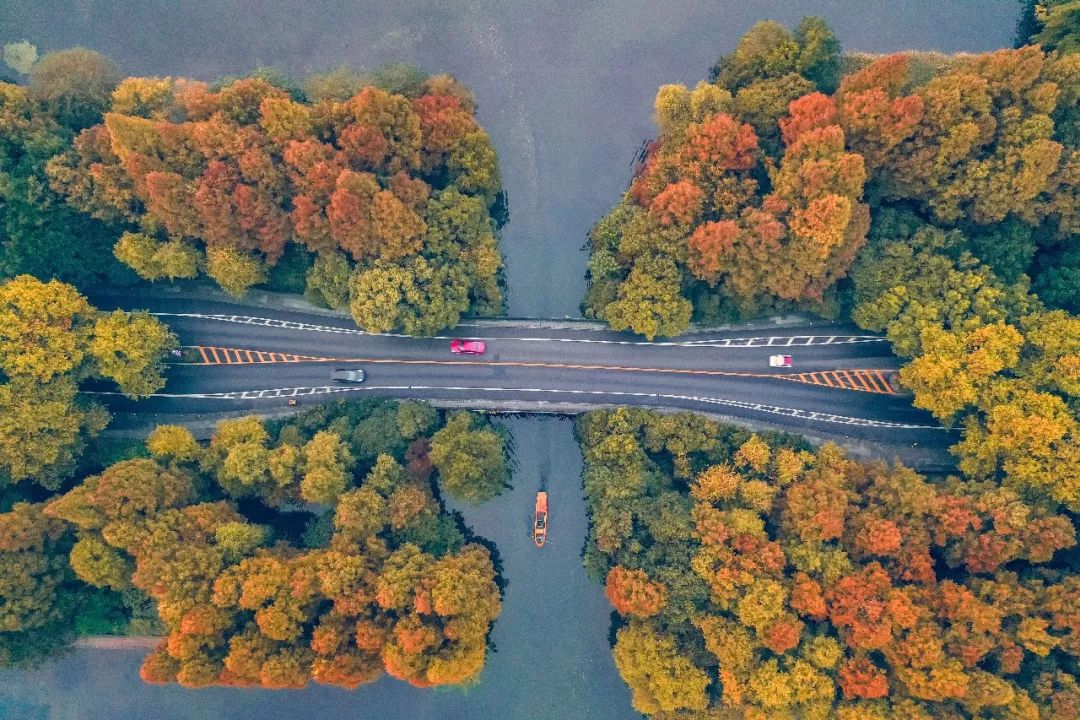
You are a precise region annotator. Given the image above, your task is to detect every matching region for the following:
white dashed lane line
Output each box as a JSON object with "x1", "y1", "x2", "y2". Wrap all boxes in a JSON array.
[{"x1": 151, "y1": 313, "x2": 888, "y2": 348}]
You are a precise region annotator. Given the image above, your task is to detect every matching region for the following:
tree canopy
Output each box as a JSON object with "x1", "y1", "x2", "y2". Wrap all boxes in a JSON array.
[
  {"x1": 44, "y1": 67, "x2": 505, "y2": 333},
  {"x1": 579, "y1": 408, "x2": 1080, "y2": 718},
  {"x1": 585, "y1": 18, "x2": 1080, "y2": 334},
  {"x1": 0, "y1": 275, "x2": 175, "y2": 489},
  {"x1": 0, "y1": 399, "x2": 508, "y2": 686}
]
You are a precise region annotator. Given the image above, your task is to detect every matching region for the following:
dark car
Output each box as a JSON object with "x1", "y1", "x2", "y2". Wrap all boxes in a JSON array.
[{"x1": 331, "y1": 368, "x2": 366, "y2": 383}]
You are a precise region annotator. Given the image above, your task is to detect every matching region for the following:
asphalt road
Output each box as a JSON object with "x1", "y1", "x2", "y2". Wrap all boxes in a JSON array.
[{"x1": 90, "y1": 295, "x2": 953, "y2": 461}]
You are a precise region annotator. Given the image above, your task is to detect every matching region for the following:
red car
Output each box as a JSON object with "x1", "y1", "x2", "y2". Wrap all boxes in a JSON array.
[{"x1": 450, "y1": 339, "x2": 486, "y2": 355}]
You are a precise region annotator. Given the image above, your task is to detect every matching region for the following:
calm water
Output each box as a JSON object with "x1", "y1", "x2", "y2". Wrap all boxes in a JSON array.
[
  {"x1": 0, "y1": 2, "x2": 1018, "y2": 718},
  {"x1": 1, "y1": 0, "x2": 1015, "y2": 317}
]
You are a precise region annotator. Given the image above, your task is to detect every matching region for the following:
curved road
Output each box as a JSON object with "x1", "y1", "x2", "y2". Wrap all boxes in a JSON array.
[{"x1": 93, "y1": 295, "x2": 953, "y2": 462}]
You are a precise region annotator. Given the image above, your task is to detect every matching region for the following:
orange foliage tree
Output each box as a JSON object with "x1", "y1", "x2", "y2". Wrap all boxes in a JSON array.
[
  {"x1": 47, "y1": 70, "x2": 503, "y2": 329},
  {"x1": 42, "y1": 401, "x2": 503, "y2": 690},
  {"x1": 579, "y1": 408, "x2": 1080, "y2": 718}
]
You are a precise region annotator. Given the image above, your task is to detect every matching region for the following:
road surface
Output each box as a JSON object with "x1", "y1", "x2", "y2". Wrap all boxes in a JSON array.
[{"x1": 91, "y1": 294, "x2": 952, "y2": 463}]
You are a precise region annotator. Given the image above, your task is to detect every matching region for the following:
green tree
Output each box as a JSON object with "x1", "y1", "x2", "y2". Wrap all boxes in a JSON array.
[
  {"x1": 68, "y1": 535, "x2": 132, "y2": 590},
  {"x1": 794, "y1": 16, "x2": 842, "y2": 93},
  {"x1": 2, "y1": 42, "x2": 37, "y2": 75},
  {"x1": 1033, "y1": 0, "x2": 1080, "y2": 54},
  {"x1": 89, "y1": 310, "x2": 178, "y2": 397},
  {"x1": 612, "y1": 621, "x2": 710, "y2": 714},
  {"x1": 28, "y1": 48, "x2": 119, "y2": 130},
  {"x1": 305, "y1": 252, "x2": 351, "y2": 308},
  {"x1": 711, "y1": 21, "x2": 803, "y2": 91},
  {"x1": 602, "y1": 254, "x2": 692, "y2": 340},
  {"x1": 396, "y1": 401, "x2": 437, "y2": 440},
  {"x1": 429, "y1": 412, "x2": 508, "y2": 503},
  {"x1": 303, "y1": 66, "x2": 365, "y2": 103}
]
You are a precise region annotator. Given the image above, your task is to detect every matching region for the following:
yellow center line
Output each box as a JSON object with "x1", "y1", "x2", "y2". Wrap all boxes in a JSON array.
[{"x1": 185, "y1": 345, "x2": 896, "y2": 392}]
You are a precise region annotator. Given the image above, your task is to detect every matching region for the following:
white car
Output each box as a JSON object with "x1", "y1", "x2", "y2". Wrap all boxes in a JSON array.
[{"x1": 769, "y1": 354, "x2": 793, "y2": 368}]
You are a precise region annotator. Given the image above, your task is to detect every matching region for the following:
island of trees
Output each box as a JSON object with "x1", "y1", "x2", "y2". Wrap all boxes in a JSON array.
[
  {"x1": 584, "y1": 19, "x2": 1077, "y2": 337},
  {"x1": 1, "y1": 398, "x2": 509, "y2": 687},
  {"x1": 579, "y1": 407, "x2": 1079, "y2": 718}
]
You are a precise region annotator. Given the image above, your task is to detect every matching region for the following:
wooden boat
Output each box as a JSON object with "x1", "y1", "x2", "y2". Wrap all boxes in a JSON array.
[{"x1": 533, "y1": 491, "x2": 548, "y2": 548}]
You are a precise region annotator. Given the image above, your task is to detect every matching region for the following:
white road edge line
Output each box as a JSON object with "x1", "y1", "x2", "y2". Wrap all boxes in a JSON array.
[
  {"x1": 88, "y1": 385, "x2": 944, "y2": 430},
  {"x1": 150, "y1": 312, "x2": 889, "y2": 349}
]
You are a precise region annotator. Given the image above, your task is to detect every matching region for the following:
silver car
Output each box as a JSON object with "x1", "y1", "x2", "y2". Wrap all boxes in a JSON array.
[{"x1": 331, "y1": 368, "x2": 366, "y2": 384}]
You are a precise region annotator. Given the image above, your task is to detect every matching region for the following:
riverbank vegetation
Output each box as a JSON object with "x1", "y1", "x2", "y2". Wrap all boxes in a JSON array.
[
  {"x1": 1, "y1": 49, "x2": 505, "y2": 334},
  {"x1": 1, "y1": 400, "x2": 508, "y2": 687},
  {"x1": 584, "y1": 18, "x2": 1078, "y2": 336},
  {"x1": 578, "y1": 407, "x2": 1080, "y2": 718}
]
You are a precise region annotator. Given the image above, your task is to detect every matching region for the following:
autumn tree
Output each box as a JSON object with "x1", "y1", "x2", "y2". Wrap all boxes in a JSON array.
[
  {"x1": 605, "y1": 566, "x2": 668, "y2": 617},
  {"x1": 45, "y1": 67, "x2": 505, "y2": 332},
  {"x1": 204, "y1": 246, "x2": 267, "y2": 297},
  {"x1": 113, "y1": 232, "x2": 201, "y2": 281},
  {"x1": 612, "y1": 621, "x2": 709, "y2": 714},
  {"x1": 300, "y1": 431, "x2": 355, "y2": 504},
  {"x1": 429, "y1": 412, "x2": 508, "y2": 503},
  {"x1": 0, "y1": 274, "x2": 95, "y2": 383},
  {"x1": 57, "y1": 399, "x2": 506, "y2": 690},
  {"x1": 0, "y1": 503, "x2": 78, "y2": 666},
  {"x1": 0, "y1": 276, "x2": 174, "y2": 488},
  {"x1": 0, "y1": 380, "x2": 108, "y2": 489},
  {"x1": 579, "y1": 408, "x2": 1080, "y2": 718},
  {"x1": 89, "y1": 310, "x2": 178, "y2": 397}
]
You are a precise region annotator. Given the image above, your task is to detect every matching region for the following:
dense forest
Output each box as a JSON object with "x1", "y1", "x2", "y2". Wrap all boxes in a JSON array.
[
  {"x1": 0, "y1": 51, "x2": 505, "y2": 333},
  {"x1": 1, "y1": 399, "x2": 509, "y2": 687},
  {"x1": 584, "y1": 18, "x2": 1078, "y2": 337},
  {"x1": 578, "y1": 407, "x2": 1080, "y2": 718}
]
